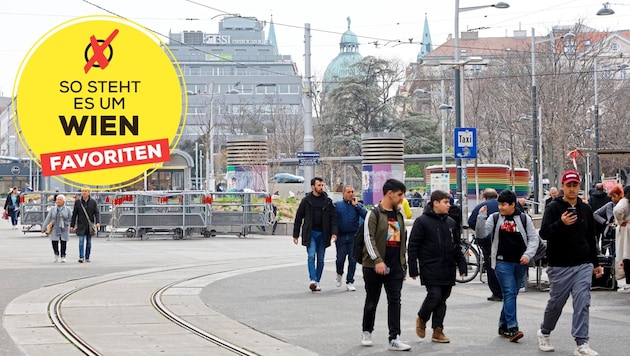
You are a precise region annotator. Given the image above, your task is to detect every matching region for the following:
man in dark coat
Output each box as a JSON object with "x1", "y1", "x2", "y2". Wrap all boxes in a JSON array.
[
  {"x1": 408, "y1": 190, "x2": 467, "y2": 344},
  {"x1": 70, "y1": 188, "x2": 100, "y2": 263},
  {"x1": 293, "y1": 177, "x2": 338, "y2": 292},
  {"x1": 588, "y1": 183, "x2": 612, "y2": 252}
]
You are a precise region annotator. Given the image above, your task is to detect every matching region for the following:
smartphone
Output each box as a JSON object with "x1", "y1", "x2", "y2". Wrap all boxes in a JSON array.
[
  {"x1": 567, "y1": 207, "x2": 577, "y2": 215},
  {"x1": 386, "y1": 267, "x2": 391, "y2": 274}
]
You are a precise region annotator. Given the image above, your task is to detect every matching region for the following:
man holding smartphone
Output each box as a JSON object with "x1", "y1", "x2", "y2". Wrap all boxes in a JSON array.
[
  {"x1": 537, "y1": 170, "x2": 603, "y2": 356},
  {"x1": 334, "y1": 186, "x2": 367, "y2": 291}
]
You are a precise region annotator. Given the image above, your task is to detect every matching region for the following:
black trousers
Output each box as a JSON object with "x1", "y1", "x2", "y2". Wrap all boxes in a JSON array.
[
  {"x1": 418, "y1": 285, "x2": 452, "y2": 328},
  {"x1": 51, "y1": 240, "x2": 67, "y2": 257},
  {"x1": 362, "y1": 266, "x2": 404, "y2": 341},
  {"x1": 481, "y1": 242, "x2": 502, "y2": 297}
]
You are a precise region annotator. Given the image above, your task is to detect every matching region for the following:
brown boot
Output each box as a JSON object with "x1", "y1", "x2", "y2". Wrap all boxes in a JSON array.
[
  {"x1": 415, "y1": 316, "x2": 426, "y2": 338},
  {"x1": 432, "y1": 326, "x2": 450, "y2": 343}
]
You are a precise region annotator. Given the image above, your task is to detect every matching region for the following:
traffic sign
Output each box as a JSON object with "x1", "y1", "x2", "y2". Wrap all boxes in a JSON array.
[
  {"x1": 297, "y1": 151, "x2": 320, "y2": 166},
  {"x1": 454, "y1": 128, "x2": 477, "y2": 159}
]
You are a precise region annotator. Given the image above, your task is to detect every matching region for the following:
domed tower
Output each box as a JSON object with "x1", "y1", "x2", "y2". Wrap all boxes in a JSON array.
[{"x1": 322, "y1": 17, "x2": 363, "y2": 93}]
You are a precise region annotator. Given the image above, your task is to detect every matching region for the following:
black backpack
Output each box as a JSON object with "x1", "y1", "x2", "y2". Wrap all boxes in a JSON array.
[
  {"x1": 491, "y1": 212, "x2": 546, "y2": 263},
  {"x1": 353, "y1": 207, "x2": 379, "y2": 264}
]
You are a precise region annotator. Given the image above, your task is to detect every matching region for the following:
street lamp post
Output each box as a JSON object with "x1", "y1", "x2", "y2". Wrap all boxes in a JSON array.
[
  {"x1": 530, "y1": 28, "x2": 574, "y2": 212},
  {"x1": 454, "y1": 1, "x2": 509, "y2": 222},
  {"x1": 593, "y1": 58, "x2": 600, "y2": 183}
]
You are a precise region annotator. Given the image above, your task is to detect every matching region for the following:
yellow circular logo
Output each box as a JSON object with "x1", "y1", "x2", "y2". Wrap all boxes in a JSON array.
[{"x1": 14, "y1": 15, "x2": 186, "y2": 190}]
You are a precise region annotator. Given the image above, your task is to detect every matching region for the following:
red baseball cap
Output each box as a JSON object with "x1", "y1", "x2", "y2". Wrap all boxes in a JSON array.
[{"x1": 561, "y1": 170, "x2": 581, "y2": 184}]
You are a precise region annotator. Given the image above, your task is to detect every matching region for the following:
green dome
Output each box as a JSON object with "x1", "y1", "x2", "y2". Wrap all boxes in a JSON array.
[{"x1": 322, "y1": 17, "x2": 362, "y2": 93}]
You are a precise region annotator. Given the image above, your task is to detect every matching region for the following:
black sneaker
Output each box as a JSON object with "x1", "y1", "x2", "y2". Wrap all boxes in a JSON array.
[
  {"x1": 504, "y1": 327, "x2": 523, "y2": 343},
  {"x1": 498, "y1": 324, "x2": 508, "y2": 337},
  {"x1": 487, "y1": 295, "x2": 503, "y2": 302}
]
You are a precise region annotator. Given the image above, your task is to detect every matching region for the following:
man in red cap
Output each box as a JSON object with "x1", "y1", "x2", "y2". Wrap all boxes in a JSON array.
[{"x1": 536, "y1": 170, "x2": 603, "y2": 356}]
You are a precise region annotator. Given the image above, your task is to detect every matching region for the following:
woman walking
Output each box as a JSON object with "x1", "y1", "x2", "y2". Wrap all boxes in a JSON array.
[
  {"x1": 43, "y1": 195, "x2": 72, "y2": 263},
  {"x1": 613, "y1": 185, "x2": 630, "y2": 292}
]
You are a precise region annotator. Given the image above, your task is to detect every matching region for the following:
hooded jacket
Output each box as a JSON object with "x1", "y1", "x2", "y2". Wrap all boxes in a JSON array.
[
  {"x1": 293, "y1": 191, "x2": 338, "y2": 247},
  {"x1": 408, "y1": 206, "x2": 467, "y2": 286},
  {"x1": 539, "y1": 197, "x2": 599, "y2": 268}
]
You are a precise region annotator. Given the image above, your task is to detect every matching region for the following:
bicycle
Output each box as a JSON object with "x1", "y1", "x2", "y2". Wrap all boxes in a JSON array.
[{"x1": 455, "y1": 226, "x2": 486, "y2": 283}]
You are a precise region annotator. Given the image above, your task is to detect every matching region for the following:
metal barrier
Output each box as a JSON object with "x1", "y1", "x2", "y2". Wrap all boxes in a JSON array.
[
  {"x1": 19, "y1": 191, "x2": 112, "y2": 234},
  {"x1": 108, "y1": 191, "x2": 209, "y2": 240},
  {"x1": 207, "y1": 191, "x2": 275, "y2": 238},
  {"x1": 107, "y1": 190, "x2": 275, "y2": 239}
]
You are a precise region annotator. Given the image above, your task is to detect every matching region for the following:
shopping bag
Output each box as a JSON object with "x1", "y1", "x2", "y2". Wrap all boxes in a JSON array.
[
  {"x1": 89, "y1": 223, "x2": 97, "y2": 237},
  {"x1": 45, "y1": 222, "x2": 54, "y2": 235},
  {"x1": 2, "y1": 211, "x2": 8, "y2": 220}
]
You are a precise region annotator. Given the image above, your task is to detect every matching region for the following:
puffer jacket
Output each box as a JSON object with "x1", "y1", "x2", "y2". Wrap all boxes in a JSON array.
[{"x1": 408, "y1": 207, "x2": 466, "y2": 286}]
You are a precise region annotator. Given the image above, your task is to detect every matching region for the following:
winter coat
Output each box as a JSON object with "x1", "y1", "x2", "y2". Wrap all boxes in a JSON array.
[
  {"x1": 588, "y1": 190, "x2": 612, "y2": 212},
  {"x1": 593, "y1": 201, "x2": 615, "y2": 239},
  {"x1": 361, "y1": 204, "x2": 407, "y2": 273},
  {"x1": 334, "y1": 198, "x2": 366, "y2": 235},
  {"x1": 70, "y1": 197, "x2": 100, "y2": 236},
  {"x1": 43, "y1": 205, "x2": 72, "y2": 242},
  {"x1": 539, "y1": 197, "x2": 598, "y2": 268},
  {"x1": 293, "y1": 192, "x2": 338, "y2": 247},
  {"x1": 408, "y1": 208, "x2": 466, "y2": 286},
  {"x1": 613, "y1": 198, "x2": 630, "y2": 260}
]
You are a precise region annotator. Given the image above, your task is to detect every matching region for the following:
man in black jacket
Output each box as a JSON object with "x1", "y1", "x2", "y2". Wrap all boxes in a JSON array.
[
  {"x1": 293, "y1": 177, "x2": 338, "y2": 292},
  {"x1": 537, "y1": 170, "x2": 603, "y2": 355},
  {"x1": 408, "y1": 190, "x2": 467, "y2": 344},
  {"x1": 588, "y1": 183, "x2": 611, "y2": 252},
  {"x1": 70, "y1": 188, "x2": 100, "y2": 263}
]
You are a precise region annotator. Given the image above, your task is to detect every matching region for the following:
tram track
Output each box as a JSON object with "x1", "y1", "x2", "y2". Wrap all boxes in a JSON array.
[{"x1": 44, "y1": 260, "x2": 300, "y2": 355}]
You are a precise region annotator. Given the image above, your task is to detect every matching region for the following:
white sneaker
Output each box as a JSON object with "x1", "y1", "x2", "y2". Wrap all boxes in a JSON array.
[
  {"x1": 346, "y1": 283, "x2": 356, "y2": 291},
  {"x1": 336, "y1": 274, "x2": 342, "y2": 287},
  {"x1": 617, "y1": 285, "x2": 630, "y2": 293},
  {"x1": 315, "y1": 283, "x2": 321, "y2": 291},
  {"x1": 361, "y1": 331, "x2": 372, "y2": 346},
  {"x1": 388, "y1": 336, "x2": 411, "y2": 351},
  {"x1": 574, "y1": 343, "x2": 599, "y2": 356},
  {"x1": 54, "y1": 255, "x2": 59, "y2": 263},
  {"x1": 537, "y1": 329, "x2": 554, "y2": 352},
  {"x1": 61, "y1": 257, "x2": 66, "y2": 263}
]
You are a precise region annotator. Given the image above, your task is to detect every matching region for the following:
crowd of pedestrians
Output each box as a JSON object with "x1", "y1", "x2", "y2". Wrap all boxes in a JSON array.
[{"x1": 290, "y1": 170, "x2": 629, "y2": 355}]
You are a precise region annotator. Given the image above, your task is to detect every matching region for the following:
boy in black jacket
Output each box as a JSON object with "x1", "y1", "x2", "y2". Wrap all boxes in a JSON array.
[{"x1": 408, "y1": 190, "x2": 467, "y2": 344}]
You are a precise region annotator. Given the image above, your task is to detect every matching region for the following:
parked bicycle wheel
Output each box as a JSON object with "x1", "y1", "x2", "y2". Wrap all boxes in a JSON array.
[{"x1": 456, "y1": 241, "x2": 481, "y2": 283}]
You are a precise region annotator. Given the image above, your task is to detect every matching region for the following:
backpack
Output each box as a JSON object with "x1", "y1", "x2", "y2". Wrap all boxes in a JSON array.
[
  {"x1": 491, "y1": 212, "x2": 547, "y2": 263},
  {"x1": 353, "y1": 207, "x2": 379, "y2": 265}
]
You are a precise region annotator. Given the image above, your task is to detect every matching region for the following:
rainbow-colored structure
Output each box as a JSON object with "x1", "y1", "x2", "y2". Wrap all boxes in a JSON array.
[{"x1": 425, "y1": 164, "x2": 531, "y2": 199}]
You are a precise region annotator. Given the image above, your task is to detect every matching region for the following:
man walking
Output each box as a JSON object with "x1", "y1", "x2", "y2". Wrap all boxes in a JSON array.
[
  {"x1": 334, "y1": 185, "x2": 367, "y2": 292},
  {"x1": 468, "y1": 188, "x2": 503, "y2": 301},
  {"x1": 70, "y1": 187, "x2": 100, "y2": 263},
  {"x1": 408, "y1": 190, "x2": 467, "y2": 344},
  {"x1": 293, "y1": 177, "x2": 338, "y2": 292},
  {"x1": 537, "y1": 170, "x2": 603, "y2": 356},
  {"x1": 359, "y1": 178, "x2": 410, "y2": 351}
]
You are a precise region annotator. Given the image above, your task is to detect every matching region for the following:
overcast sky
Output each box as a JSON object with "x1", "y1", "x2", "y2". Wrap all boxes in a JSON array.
[{"x1": 1, "y1": 0, "x2": 628, "y2": 96}]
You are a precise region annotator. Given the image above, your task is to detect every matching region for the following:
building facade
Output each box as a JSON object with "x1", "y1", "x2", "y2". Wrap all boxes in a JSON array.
[{"x1": 167, "y1": 15, "x2": 304, "y2": 187}]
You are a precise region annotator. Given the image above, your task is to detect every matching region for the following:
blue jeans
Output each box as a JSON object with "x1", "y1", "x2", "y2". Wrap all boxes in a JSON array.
[
  {"x1": 335, "y1": 233, "x2": 356, "y2": 284},
  {"x1": 495, "y1": 260, "x2": 528, "y2": 329},
  {"x1": 10, "y1": 208, "x2": 18, "y2": 226},
  {"x1": 307, "y1": 230, "x2": 325, "y2": 282},
  {"x1": 78, "y1": 234, "x2": 92, "y2": 259}
]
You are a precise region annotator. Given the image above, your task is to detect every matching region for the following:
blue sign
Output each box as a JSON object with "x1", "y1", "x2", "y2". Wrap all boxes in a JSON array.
[
  {"x1": 297, "y1": 151, "x2": 320, "y2": 166},
  {"x1": 454, "y1": 128, "x2": 477, "y2": 159}
]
